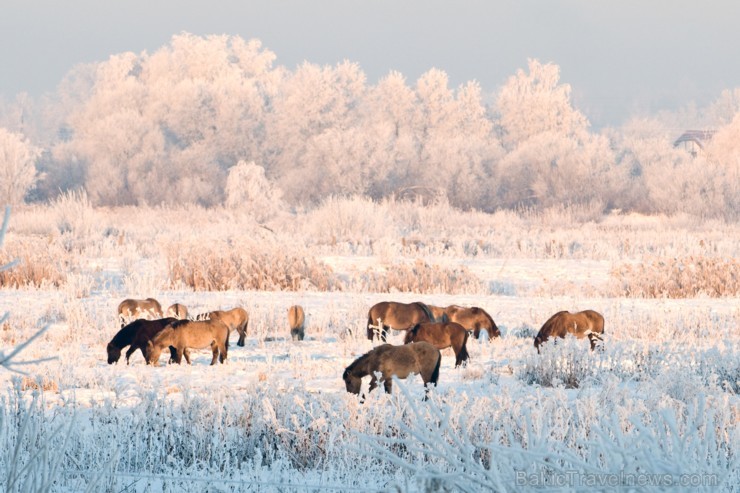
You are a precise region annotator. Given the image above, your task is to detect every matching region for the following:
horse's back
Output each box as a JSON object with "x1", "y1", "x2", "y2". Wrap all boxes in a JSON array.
[
  {"x1": 288, "y1": 305, "x2": 305, "y2": 328},
  {"x1": 580, "y1": 310, "x2": 605, "y2": 333}
]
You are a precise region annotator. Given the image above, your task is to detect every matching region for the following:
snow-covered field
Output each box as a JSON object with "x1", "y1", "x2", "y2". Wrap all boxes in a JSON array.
[{"x1": 1, "y1": 202, "x2": 738, "y2": 492}]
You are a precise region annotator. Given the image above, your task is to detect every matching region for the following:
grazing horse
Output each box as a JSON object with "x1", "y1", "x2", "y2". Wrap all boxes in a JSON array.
[
  {"x1": 429, "y1": 305, "x2": 501, "y2": 339},
  {"x1": 117, "y1": 298, "x2": 163, "y2": 328},
  {"x1": 146, "y1": 319, "x2": 229, "y2": 366},
  {"x1": 534, "y1": 310, "x2": 605, "y2": 353},
  {"x1": 106, "y1": 318, "x2": 180, "y2": 365},
  {"x1": 342, "y1": 342, "x2": 441, "y2": 397},
  {"x1": 288, "y1": 305, "x2": 305, "y2": 341},
  {"x1": 166, "y1": 303, "x2": 189, "y2": 320},
  {"x1": 197, "y1": 307, "x2": 249, "y2": 346},
  {"x1": 404, "y1": 322, "x2": 470, "y2": 368},
  {"x1": 366, "y1": 301, "x2": 440, "y2": 341}
]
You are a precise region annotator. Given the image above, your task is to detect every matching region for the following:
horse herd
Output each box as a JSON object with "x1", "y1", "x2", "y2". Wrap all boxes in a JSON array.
[{"x1": 107, "y1": 297, "x2": 605, "y2": 399}]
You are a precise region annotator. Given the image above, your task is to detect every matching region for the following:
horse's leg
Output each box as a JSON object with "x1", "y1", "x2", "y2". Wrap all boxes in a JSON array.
[
  {"x1": 183, "y1": 348, "x2": 191, "y2": 364},
  {"x1": 168, "y1": 346, "x2": 178, "y2": 364},
  {"x1": 125, "y1": 346, "x2": 137, "y2": 365},
  {"x1": 383, "y1": 379, "x2": 392, "y2": 394},
  {"x1": 368, "y1": 376, "x2": 378, "y2": 393},
  {"x1": 218, "y1": 341, "x2": 227, "y2": 363},
  {"x1": 210, "y1": 342, "x2": 218, "y2": 365},
  {"x1": 237, "y1": 326, "x2": 246, "y2": 347}
]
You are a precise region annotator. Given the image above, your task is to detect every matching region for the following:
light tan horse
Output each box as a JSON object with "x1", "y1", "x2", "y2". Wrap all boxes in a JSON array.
[
  {"x1": 428, "y1": 304, "x2": 500, "y2": 339},
  {"x1": 288, "y1": 305, "x2": 305, "y2": 341},
  {"x1": 166, "y1": 303, "x2": 189, "y2": 320},
  {"x1": 146, "y1": 319, "x2": 229, "y2": 366},
  {"x1": 117, "y1": 298, "x2": 163, "y2": 328},
  {"x1": 534, "y1": 310, "x2": 605, "y2": 353},
  {"x1": 196, "y1": 307, "x2": 249, "y2": 346},
  {"x1": 342, "y1": 342, "x2": 441, "y2": 397}
]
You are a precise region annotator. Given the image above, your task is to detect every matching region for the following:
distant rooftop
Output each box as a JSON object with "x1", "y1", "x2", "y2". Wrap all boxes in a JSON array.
[{"x1": 673, "y1": 130, "x2": 716, "y2": 150}]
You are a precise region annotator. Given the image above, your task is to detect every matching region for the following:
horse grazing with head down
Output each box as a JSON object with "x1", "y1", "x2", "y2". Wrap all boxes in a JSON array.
[
  {"x1": 146, "y1": 319, "x2": 229, "y2": 366},
  {"x1": 429, "y1": 304, "x2": 500, "y2": 339},
  {"x1": 404, "y1": 321, "x2": 470, "y2": 368},
  {"x1": 288, "y1": 305, "x2": 305, "y2": 341},
  {"x1": 534, "y1": 310, "x2": 605, "y2": 353},
  {"x1": 106, "y1": 318, "x2": 179, "y2": 365},
  {"x1": 342, "y1": 342, "x2": 441, "y2": 398},
  {"x1": 117, "y1": 298, "x2": 164, "y2": 328},
  {"x1": 366, "y1": 301, "x2": 439, "y2": 341}
]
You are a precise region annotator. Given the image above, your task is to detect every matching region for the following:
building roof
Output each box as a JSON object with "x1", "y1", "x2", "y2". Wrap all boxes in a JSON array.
[{"x1": 673, "y1": 130, "x2": 716, "y2": 149}]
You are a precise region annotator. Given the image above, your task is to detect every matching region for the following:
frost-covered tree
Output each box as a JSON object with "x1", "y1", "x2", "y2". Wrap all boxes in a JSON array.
[
  {"x1": 492, "y1": 59, "x2": 616, "y2": 210},
  {"x1": 225, "y1": 160, "x2": 285, "y2": 222},
  {"x1": 0, "y1": 128, "x2": 40, "y2": 206}
]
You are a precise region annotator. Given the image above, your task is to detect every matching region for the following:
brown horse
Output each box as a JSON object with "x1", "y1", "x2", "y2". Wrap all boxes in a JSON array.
[
  {"x1": 404, "y1": 321, "x2": 470, "y2": 367},
  {"x1": 366, "y1": 301, "x2": 440, "y2": 341},
  {"x1": 197, "y1": 307, "x2": 249, "y2": 346},
  {"x1": 146, "y1": 319, "x2": 229, "y2": 366},
  {"x1": 429, "y1": 305, "x2": 501, "y2": 339},
  {"x1": 342, "y1": 342, "x2": 441, "y2": 397},
  {"x1": 288, "y1": 305, "x2": 305, "y2": 341},
  {"x1": 166, "y1": 303, "x2": 189, "y2": 320},
  {"x1": 106, "y1": 318, "x2": 179, "y2": 364},
  {"x1": 117, "y1": 298, "x2": 163, "y2": 328},
  {"x1": 534, "y1": 310, "x2": 605, "y2": 353}
]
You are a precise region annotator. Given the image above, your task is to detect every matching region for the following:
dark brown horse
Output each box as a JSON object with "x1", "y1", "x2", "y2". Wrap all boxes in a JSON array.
[
  {"x1": 534, "y1": 310, "x2": 605, "y2": 353},
  {"x1": 429, "y1": 305, "x2": 501, "y2": 339},
  {"x1": 117, "y1": 298, "x2": 164, "y2": 328},
  {"x1": 146, "y1": 319, "x2": 229, "y2": 366},
  {"x1": 366, "y1": 301, "x2": 440, "y2": 341},
  {"x1": 106, "y1": 318, "x2": 179, "y2": 364},
  {"x1": 404, "y1": 321, "x2": 470, "y2": 367},
  {"x1": 343, "y1": 342, "x2": 441, "y2": 397}
]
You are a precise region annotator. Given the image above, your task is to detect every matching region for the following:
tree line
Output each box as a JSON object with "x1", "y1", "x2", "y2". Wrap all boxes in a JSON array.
[{"x1": 1, "y1": 33, "x2": 738, "y2": 219}]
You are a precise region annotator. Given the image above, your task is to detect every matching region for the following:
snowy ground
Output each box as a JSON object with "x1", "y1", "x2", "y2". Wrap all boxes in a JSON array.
[{"x1": 1, "y1": 250, "x2": 738, "y2": 492}]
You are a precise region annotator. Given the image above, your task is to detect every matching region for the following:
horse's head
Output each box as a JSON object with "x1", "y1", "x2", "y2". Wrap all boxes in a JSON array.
[
  {"x1": 145, "y1": 340, "x2": 162, "y2": 366},
  {"x1": 106, "y1": 343, "x2": 121, "y2": 364},
  {"x1": 343, "y1": 368, "x2": 362, "y2": 394}
]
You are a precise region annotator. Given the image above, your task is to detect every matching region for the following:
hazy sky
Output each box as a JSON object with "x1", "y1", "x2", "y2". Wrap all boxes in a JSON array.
[{"x1": 2, "y1": 0, "x2": 739, "y2": 127}]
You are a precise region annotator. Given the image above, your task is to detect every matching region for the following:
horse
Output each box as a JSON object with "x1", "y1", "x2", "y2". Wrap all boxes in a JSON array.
[
  {"x1": 534, "y1": 310, "x2": 605, "y2": 353},
  {"x1": 106, "y1": 318, "x2": 180, "y2": 365},
  {"x1": 288, "y1": 305, "x2": 305, "y2": 341},
  {"x1": 196, "y1": 307, "x2": 249, "y2": 346},
  {"x1": 146, "y1": 319, "x2": 229, "y2": 366},
  {"x1": 166, "y1": 303, "x2": 189, "y2": 320},
  {"x1": 117, "y1": 298, "x2": 163, "y2": 328},
  {"x1": 404, "y1": 321, "x2": 470, "y2": 367},
  {"x1": 429, "y1": 304, "x2": 501, "y2": 339},
  {"x1": 342, "y1": 342, "x2": 441, "y2": 397},
  {"x1": 366, "y1": 301, "x2": 440, "y2": 341}
]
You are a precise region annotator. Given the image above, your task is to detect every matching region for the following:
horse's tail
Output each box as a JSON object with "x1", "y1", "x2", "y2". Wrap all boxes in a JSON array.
[
  {"x1": 430, "y1": 351, "x2": 442, "y2": 386},
  {"x1": 456, "y1": 330, "x2": 470, "y2": 367}
]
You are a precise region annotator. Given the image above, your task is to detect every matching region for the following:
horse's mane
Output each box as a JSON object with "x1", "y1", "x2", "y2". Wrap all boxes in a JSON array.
[
  {"x1": 539, "y1": 311, "x2": 569, "y2": 336},
  {"x1": 473, "y1": 307, "x2": 496, "y2": 329},
  {"x1": 169, "y1": 319, "x2": 190, "y2": 329},
  {"x1": 414, "y1": 302, "x2": 434, "y2": 322},
  {"x1": 110, "y1": 321, "x2": 140, "y2": 347}
]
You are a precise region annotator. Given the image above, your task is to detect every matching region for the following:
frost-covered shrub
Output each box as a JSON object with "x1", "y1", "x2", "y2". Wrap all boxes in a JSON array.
[{"x1": 0, "y1": 236, "x2": 66, "y2": 288}]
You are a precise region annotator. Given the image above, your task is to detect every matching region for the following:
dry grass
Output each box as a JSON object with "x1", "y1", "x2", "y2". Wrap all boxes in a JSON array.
[
  {"x1": 166, "y1": 239, "x2": 342, "y2": 291},
  {"x1": 19, "y1": 376, "x2": 59, "y2": 392},
  {"x1": 611, "y1": 255, "x2": 740, "y2": 298},
  {"x1": 0, "y1": 237, "x2": 67, "y2": 288},
  {"x1": 356, "y1": 259, "x2": 486, "y2": 294}
]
